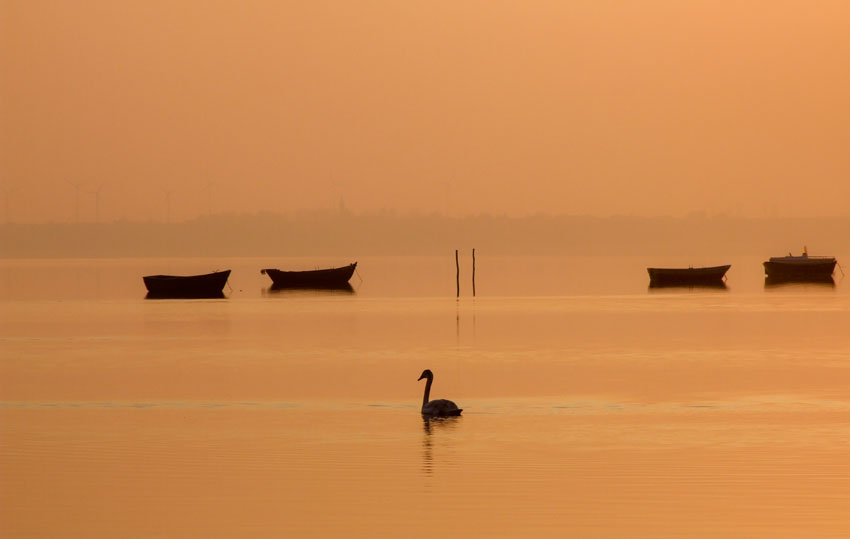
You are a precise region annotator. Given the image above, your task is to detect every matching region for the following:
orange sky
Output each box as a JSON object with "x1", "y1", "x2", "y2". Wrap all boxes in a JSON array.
[{"x1": 1, "y1": 1, "x2": 848, "y2": 223}]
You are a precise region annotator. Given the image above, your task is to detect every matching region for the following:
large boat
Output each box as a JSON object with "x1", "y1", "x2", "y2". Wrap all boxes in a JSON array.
[
  {"x1": 763, "y1": 248, "x2": 836, "y2": 280},
  {"x1": 143, "y1": 270, "x2": 231, "y2": 298},
  {"x1": 261, "y1": 262, "x2": 357, "y2": 288},
  {"x1": 647, "y1": 264, "x2": 730, "y2": 286}
]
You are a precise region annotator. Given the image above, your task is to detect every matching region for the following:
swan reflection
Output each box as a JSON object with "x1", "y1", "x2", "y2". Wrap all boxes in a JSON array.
[{"x1": 421, "y1": 415, "x2": 462, "y2": 475}]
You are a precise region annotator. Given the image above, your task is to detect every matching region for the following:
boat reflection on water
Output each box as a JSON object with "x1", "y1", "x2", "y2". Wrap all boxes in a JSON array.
[
  {"x1": 262, "y1": 283, "x2": 355, "y2": 296},
  {"x1": 764, "y1": 275, "x2": 836, "y2": 289},
  {"x1": 648, "y1": 282, "x2": 728, "y2": 292},
  {"x1": 145, "y1": 291, "x2": 227, "y2": 299}
]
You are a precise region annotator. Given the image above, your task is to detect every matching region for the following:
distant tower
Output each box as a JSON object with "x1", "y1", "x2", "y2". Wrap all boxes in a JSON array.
[{"x1": 338, "y1": 195, "x2": 347, "y2": 215}]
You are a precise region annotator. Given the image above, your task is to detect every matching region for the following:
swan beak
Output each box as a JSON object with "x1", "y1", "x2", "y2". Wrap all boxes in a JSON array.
[{"x1": 417, "y1": 374, "x2": 425, "y2": 381}]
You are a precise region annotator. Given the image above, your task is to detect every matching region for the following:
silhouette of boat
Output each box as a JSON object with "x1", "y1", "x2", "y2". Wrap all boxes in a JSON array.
[
  {"x1": 763, "y1": 249, "x2": 836, "y2": 280},
  {"x1": 647, "y1": 265, "x2": 730, "y2": 286},
  {"x1": 261, "y1": 262, "x2": 357, "y2": 288},
  {"x1": 143, "y1": 270, "x2": 231, "y2": 298}
]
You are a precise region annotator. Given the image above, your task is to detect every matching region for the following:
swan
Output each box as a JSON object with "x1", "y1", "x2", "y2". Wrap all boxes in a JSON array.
[{"x1": 418, "y1": 369, "x2": 462, "y2": 417}]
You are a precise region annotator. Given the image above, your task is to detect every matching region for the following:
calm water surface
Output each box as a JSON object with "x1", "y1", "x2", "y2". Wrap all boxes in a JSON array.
[{"x1": 2, "y1": 255, "x2": 850, "y2": 537}]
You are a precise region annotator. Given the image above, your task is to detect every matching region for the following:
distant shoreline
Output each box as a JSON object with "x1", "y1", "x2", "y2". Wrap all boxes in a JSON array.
[{"x1": 2, "y1": 214, "x2": 849, "y2": 258}]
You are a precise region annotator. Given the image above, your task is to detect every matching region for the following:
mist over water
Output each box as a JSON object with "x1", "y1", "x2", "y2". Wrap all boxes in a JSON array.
[
  {"x1": 2, "y1": 255, "x2": 850, "y2": 537},
  {"x1": 4, "y1": 2, "x2": 850, "y2": 223},
  {"x1": 3, "y1": 214, "x2": 850, "y2": 259}
]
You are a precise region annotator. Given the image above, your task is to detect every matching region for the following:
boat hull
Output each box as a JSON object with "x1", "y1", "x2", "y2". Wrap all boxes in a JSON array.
[
  {"x1": 763, "y1": 259, "x2": 835, "y2": 280},
  {"x1": 261, "y1": 263, "x2": 356, "y2": 288},
  {"x1": 143, "y1": 270, "x2": 231, "y2": 298},
  {"x1": 647, "y1": 265, "x2": 730, "y2": 285}
]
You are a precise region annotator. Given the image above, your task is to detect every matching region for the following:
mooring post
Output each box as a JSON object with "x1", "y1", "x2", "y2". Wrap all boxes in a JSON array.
[
  {"x1": 455, "y1": 249, "x2": 460, "y2": 297},
  {"x1": 472, "y1": 248, "x2": 476, "y2": 297}
]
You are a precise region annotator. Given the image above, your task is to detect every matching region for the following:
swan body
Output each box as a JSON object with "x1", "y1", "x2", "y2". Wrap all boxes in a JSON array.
[
  {"x1": 418, "y1": 369, "x2": 462, "y2": 417},
  {"x1": 422, "y1": 398, "x2": 462, "y2": 416}
]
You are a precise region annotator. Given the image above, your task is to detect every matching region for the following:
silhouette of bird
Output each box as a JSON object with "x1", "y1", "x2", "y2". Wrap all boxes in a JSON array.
[{"x1": 417, "y1": 369, "x2": 462, "y2": 417}]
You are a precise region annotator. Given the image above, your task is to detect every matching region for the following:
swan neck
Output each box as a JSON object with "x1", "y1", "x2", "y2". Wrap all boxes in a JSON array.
[{"x1": 422, "y1": 375, "x2": 433, "y2": 408}]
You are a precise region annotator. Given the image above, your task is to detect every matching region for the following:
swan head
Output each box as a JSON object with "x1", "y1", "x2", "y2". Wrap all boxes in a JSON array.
[{"x1": 417, "y1": 369, "x2": 433, "y2": 381}]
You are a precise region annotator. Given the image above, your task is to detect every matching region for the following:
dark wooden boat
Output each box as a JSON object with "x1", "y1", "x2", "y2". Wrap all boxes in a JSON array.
[
  {"x1": 143, "y1": 270, "x2": 231, "y2": 298},
  {"x1": 763, "y1": 250, "x2": 836, "y2": 280},
  {"x1": 647, "y1": 265, "x2": 730, "y2": 285},
  {"x1": 261, "y1": 262, "x2": 357, "y2": 288}
]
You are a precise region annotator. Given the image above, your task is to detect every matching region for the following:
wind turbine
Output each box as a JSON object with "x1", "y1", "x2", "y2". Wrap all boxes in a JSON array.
[
  {"x1": 329, "y1": 171, "x2": 349, "y2": 214},
  {"x1": 88, "y1": 183, "x2": 106, "y2": 223}
]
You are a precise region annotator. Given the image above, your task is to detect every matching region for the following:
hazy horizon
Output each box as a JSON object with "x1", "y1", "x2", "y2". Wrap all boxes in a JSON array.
[
  {"x1": 3, "y1": 1, "x2": 849, "y2": 224},
  {"x1": 4, "y1": 212, "x2": 850, "y2": 259}
]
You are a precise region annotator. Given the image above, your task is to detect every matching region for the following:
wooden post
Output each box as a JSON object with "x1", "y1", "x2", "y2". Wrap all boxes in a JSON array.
[
  {"x1": 472, "y1": 248, "x2": 476, "y2": 297},
  {"x1": 455, "y1": 249, "x2": 460, "y2": 297}
]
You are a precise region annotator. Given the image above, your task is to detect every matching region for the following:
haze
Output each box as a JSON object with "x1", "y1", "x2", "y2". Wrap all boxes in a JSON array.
[{"x1": 2, "y1": 1, "x2": 848, "y2": 224}]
